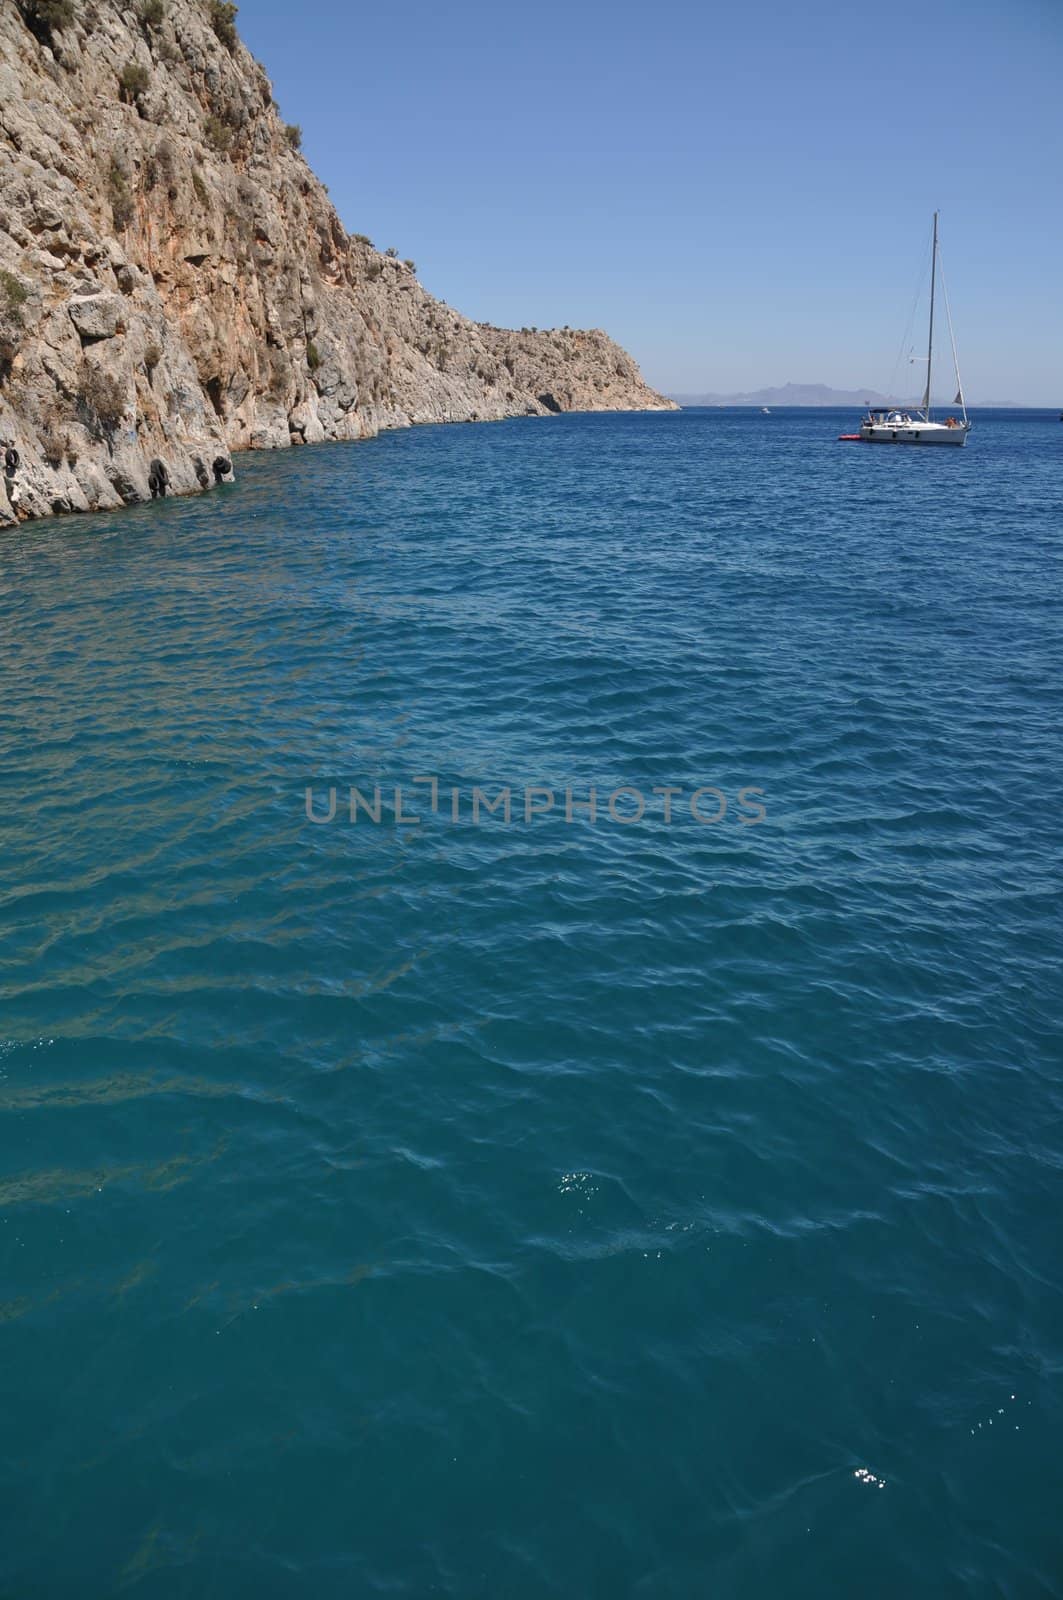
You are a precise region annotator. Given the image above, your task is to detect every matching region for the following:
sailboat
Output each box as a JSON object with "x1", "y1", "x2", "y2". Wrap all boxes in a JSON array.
[{"x1": 841, "y1": 213, "x2": 970, "y2": 447}]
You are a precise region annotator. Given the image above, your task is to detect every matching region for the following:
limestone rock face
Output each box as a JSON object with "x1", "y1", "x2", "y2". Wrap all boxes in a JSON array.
[{"x1": 0, "y1": 0, "x2": 675, "y2": 527}]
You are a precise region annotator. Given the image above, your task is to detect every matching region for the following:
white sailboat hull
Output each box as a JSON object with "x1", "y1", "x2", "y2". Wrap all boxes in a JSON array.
[
  {"x1": 859, "y1": 421, "x2": 969, "y2": 446},
  {"x1": 844, "y1": 214, "x2": 971, "y2": 451}
]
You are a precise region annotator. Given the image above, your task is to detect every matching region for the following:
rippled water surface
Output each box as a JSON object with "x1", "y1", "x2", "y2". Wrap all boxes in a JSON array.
[{"x1": 2, "y1": 408, "x2": 1062, "y2": 1597}]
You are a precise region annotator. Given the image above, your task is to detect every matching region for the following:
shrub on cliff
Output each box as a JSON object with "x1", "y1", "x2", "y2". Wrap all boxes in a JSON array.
[
  {"x1": 106, "y1": 162, "x2": 135, "y2": 230},
  {"x1": 0, "y1": 270, "x2": 28, "y2": 319},
  {"x1": 18, "y1": 0, "x2": 76, "y2": 45},
  {"x1": 77, "y1": 362, "x2": 126, "y2": 437},
  {"x1": 0, "y1": 270, "x2": 29, "y2": 370},
  {"x1": 119, "y1": 62, "x2": 150, "y2": 103},
  {"x1": 284, "y1": 123, "x2": 302, "y2": 151},
  {"x1": 41, "y1": 416, "x2": 71, "y2": 467},
  {"x1": 140, "y1": 0, "x2": 165, "y2": 25},
  {"x1": 204, "y1": 114, "x2": 233, "y2": 154},
  {"x1": 208, "y1": 0, "x2": 238, "y2": 50},
  {"x1": 306, "y1": 341, "x2": 321, "y2": 372}
]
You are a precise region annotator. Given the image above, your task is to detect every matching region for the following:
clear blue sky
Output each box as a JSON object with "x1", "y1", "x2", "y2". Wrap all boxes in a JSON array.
[{"x1": 237, "y1": 0, "x2": 1061, "y2": 403}]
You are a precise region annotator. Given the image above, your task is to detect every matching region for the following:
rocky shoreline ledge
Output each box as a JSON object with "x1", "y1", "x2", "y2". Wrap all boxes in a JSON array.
[{"x1": 0, "y1": 0, "x2": 674, "y2": 528}]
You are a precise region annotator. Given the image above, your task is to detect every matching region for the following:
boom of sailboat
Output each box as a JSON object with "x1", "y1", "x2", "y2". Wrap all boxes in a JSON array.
[{"x1": 840, "y1": 212, "x2": 970, "y2": 447}]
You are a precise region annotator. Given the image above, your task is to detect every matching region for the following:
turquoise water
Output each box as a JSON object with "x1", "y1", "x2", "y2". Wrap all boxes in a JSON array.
[{"x1": 2, "y1": 407, "x2": 1062, "y2": 1597}]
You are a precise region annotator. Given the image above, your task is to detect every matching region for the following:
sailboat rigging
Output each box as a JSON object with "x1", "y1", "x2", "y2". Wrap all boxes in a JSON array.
[{"x1": 840, "y1": 213, "x2": 971, "y2": 447}]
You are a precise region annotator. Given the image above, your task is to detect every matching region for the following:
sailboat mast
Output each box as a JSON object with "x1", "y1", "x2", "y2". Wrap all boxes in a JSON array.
[{"x1": 925, "y1": 211, "x2": 938, "y2": 421}]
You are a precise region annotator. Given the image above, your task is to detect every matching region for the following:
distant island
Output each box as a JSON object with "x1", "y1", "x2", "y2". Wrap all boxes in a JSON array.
[{"x1": 669, "y1": 382, "x2": 1022, "y2": 408}]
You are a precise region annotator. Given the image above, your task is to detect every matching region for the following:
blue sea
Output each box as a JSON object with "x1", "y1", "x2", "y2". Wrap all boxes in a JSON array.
[{"x1": 2, "y1": 406, "x2": 1062, "y2": 1598}]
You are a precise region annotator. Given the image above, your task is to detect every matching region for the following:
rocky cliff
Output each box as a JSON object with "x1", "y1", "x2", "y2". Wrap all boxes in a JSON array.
[{"x1": 0, "y1": 0, "x2": 674, "y2": 526}]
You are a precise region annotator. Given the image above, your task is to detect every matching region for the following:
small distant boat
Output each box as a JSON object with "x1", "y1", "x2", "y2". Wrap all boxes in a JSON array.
[
  {"x1": 840, "y1": 212, "x2": 970, "y2": 447},
  {"x1": 761, "y1": 407, "x2": 771, "y2": 415}
]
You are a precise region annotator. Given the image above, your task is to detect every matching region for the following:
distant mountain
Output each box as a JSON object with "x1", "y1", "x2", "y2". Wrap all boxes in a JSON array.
[
  {"x1": 670, "y1": 382, "x2": 1022, "y2": 408},
  {"x1": 671, "y1": 383, "x2": 897, "y2": 408}
]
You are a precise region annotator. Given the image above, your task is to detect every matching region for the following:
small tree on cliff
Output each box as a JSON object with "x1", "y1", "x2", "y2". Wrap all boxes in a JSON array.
[
  {"x1": 208, "y1": 0, "x2": 238, "y2": 50},
  {"x1": 18, "y1": 0, "x2": 76, "y2": 46}
]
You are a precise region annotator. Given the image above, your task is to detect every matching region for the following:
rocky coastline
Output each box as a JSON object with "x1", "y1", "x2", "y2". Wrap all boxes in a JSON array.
[{"x1": 0, "y1": 0, "x2": 674, "y2": 527}]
